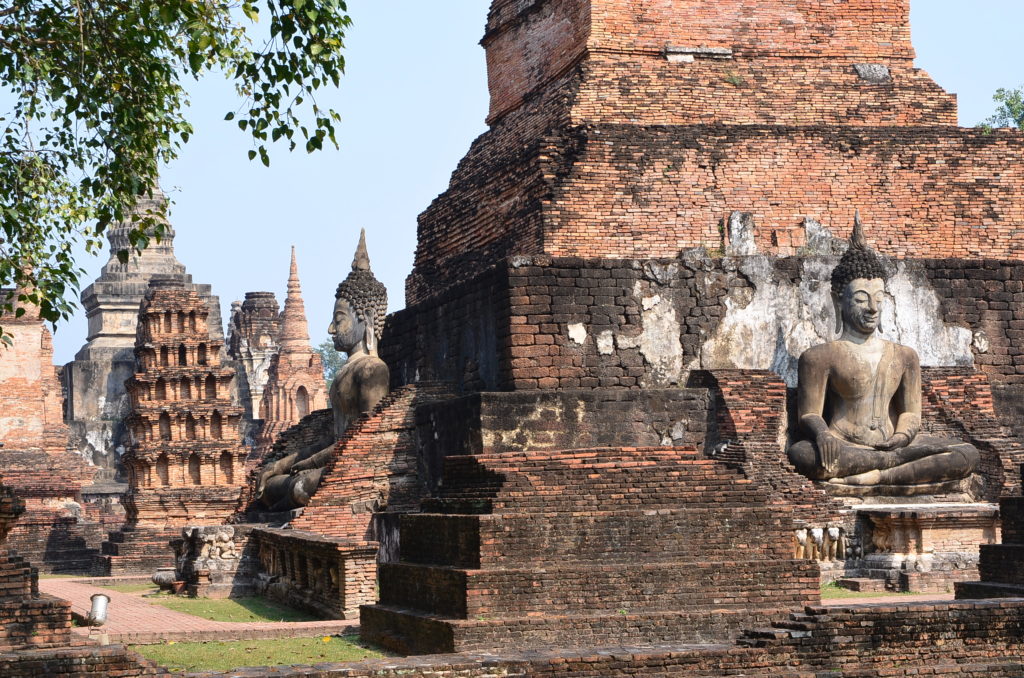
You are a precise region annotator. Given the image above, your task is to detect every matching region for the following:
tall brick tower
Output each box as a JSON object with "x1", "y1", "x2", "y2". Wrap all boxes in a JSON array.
[
  {"x1": 95, "y1": 278, "x2": 246, "y2": 574},
  {"x1": 254, "y1": 248, "x2": 327, "y2": 459}
]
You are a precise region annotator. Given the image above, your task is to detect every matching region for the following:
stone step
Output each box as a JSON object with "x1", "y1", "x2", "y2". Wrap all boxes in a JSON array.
[
  {"x1": 837, "y1": 577, "x2": 888, "y2": 592},
  {"x1": 360, "y1": 604, "x2": 794, "y2": 656}
]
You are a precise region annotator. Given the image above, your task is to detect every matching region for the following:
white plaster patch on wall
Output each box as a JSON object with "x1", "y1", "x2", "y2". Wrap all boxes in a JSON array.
[
  {"x1": 634, "y1": 282, "x2": 684, "y2": 386},
  {"x1": 596, "y1": 331, "x2": 615, "y2": 355},
  {"x1": 568, "y1": 323, "x2": 588, "y2": 345},
  {"x1": 693, "y1": 256, "x2": 975, "y2": 386},
  {"x1": 693, "y1": 256, "x2": 835, "y2": 386},
  {"x1": 878, "y1": 262, "x2": 973, "y2": 367}
]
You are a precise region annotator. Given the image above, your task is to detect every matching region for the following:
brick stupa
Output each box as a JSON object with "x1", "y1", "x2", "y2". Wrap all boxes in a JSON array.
[
  {"x1": 94, "y1": 279, "x2": 246, "y2": 575},
  {"x1": 253, "y1": 248, "x2": 327, "y2": 459}
]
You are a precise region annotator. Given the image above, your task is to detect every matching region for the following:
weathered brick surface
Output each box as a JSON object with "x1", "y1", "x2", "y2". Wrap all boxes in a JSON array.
[
  {"x1": 957, "y1": 492, "x2": 1024, "y2": 598},
  {"x1": 362, "y1": 447, "x2": 819, "y2": 655},
  {"x1": 406, "y1": 0, "x2": 1024, "y2": 303},
  {"x1": 0, "y1": 296, "x2": 116, "y2": 573}
]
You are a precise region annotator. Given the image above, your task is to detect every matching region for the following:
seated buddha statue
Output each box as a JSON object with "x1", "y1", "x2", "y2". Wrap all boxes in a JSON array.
[
  {"x1": 786, "y1": 214, "x2": 980, "y2": 494},
  {"x1": 256, "y1": 230, "x2": 390, "y2": 511}
]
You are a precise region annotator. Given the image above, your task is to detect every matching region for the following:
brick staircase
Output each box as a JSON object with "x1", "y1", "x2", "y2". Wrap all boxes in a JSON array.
[
  {"x1": 93, "y1": 525, "x2": 178, "y2": 576},
  {"x1": 360, "y1": 446, "x2": 819, "y2": 654}
]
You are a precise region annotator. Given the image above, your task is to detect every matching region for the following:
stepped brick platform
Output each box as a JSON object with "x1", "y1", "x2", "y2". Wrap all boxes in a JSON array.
[
  {"x1": 246, "y1": 383, "x2": 454, "y2": 618},
  {"x1": 361, "y1": 447, "x2": 819, "y2": 655},
  {"x1": 957, "y1": 495, "x2": 1024, "y2": 599},
  {"x1": 94, "y1": 525, "x2": 178, "y2": 575}
]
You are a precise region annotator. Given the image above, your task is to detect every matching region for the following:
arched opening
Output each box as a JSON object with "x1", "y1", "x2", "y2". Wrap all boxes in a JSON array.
[
  {"x1": 210, "y1": 410, "x2": 223, "y2": 440},
  {"x1": 180, "y1": 378, "x2": 192, "y2": 400},
  {"x1": 177, "y1": 311, "x2": 186, "y2": 332},
  {"x1": 156, "y1": 453, "x2": 170, "y2": 486},
  {"x1": 219, "y1": 452, "x2": 234, "y2": 484},
  {"x1": 159, "y1": 412, "x2": 171, "y2": 441},
  {"x1": 189, "y1": 311, "x2": 197, "y2": 331},
  {"x1": 178, "y1": 344, "x2": 188, "y2": 366},
  {"x1": 296, "y1": 386, "x2": 310, "y2": 419},
  {"x1": 135, "y1": 460, "x2": 150, "y2": 488},
  {"x1": 155, "y1": 378, "x2": 167, "y2": 401},
  {"x1": 160, "y1": 346, "x2": 169, "y2": 367},
  {"x1": 185, "y1": 413, "x2": 197, "y2": 441},
  {"x1": 205, "y1": 375, "x2": 217, "y2": 400},
  {"x1": 197, "y1": 343, "x2": 208, "y2": 366},
  {"x1": 188, "y1": 453, "x2": 202, "y2": 485},
  {"x1": 164, "y1": 311, "x2": 172, "y2": 333}
]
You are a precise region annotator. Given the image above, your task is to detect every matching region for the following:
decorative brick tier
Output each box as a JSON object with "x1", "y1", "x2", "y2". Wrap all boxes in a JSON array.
[{"x1": 361, "y1": 447, "x2": 819, "y2": 654}]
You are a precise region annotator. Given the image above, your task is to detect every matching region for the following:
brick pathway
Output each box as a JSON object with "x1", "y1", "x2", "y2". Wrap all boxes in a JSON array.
[
  {"x1": 40, "y1": 578, "x2": 357, "y2": 645},
  {"x1": 822, "y1": 592, "x2": 955, "y2": 606}
]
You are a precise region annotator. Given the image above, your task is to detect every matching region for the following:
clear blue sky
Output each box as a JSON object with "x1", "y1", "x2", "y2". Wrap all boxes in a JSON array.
[{"x1": 51, "y1": 0, "x2": 1024, "y2": 364}]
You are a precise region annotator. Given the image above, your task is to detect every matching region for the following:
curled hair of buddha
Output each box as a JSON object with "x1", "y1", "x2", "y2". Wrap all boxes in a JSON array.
[
  {"x1": 336, "y1": 229, "x2": 388, "y2": 340},
  {"x1": 830, "y1": 211, "x2": 889, "y2": 296}
]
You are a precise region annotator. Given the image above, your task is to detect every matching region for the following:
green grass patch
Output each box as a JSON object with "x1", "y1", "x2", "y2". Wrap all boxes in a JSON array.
[
  {"x1": 132, "y1": 635, "x2": 386, "y2": 672},
  {"x1": 101, "y1": 582, "x2": 158, "y2": 594},
  {"x1": 146, "y1": 595, "x2": 320, "y2": 623},
  {"x1": 820, "y1": 582, "x2": 920, "y2": 599}
]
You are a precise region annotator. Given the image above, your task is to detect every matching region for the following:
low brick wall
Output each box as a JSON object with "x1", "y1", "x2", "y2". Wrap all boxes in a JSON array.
[{"x1": 186, "y1": 599, "x2": 1024, "y2": 677}]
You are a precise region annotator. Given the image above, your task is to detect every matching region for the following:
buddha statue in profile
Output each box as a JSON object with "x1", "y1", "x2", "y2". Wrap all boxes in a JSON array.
[
  {"x1": 256, "y1": 230, "x2": 390, "y2": 511},
  {"x1": 786, "y1": 214, "x2": 980, "y2": 495}
]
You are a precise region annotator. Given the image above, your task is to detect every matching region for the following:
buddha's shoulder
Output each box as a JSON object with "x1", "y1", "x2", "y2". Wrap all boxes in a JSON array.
[
  {"x1": 349, "y1": 355, "x2": 390, "y2": 380},
  {"x1": 885, "y1": 340, "x2": 920, "y2": 364},
  {"x1": 799, "y1": 342, "x2": 840, "y2": 365}
]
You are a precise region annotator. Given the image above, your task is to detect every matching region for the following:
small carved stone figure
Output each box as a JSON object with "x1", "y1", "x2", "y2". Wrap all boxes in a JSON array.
[
  {"x1": 809, "y1": 527, "x2": 825, "y2": 561},
  {"x1": 787, "y1": 214, "x2": 980, "y2": 494},
  {"x1": 826, "y1": 526, "x2": 842, "y2": 562},
  {"x1": 257, "y1": 231, "x2": 390, "y2": 511},
  {"x1": 794, "y1": 528, "x2": 808, "y2": 560}
]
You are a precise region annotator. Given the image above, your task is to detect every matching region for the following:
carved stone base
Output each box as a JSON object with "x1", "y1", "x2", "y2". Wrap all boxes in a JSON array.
[
  {"x1": 825, "y1": 475, "x2": 980, "y2": 499},
  {"x1": 844, "y1": 503, "x2": 1000, "y2": 592}
]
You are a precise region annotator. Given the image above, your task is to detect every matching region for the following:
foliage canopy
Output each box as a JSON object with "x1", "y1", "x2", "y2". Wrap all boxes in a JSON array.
[
  {"x1": 314, "y1": 337, "x2": 345, "y2": 389},
  {"x1": 0, "y1": 0, "x2": 350, "y2": 339},
  {"x1": 981, "y1": 86, "x2": 1024, "y2": 129}
]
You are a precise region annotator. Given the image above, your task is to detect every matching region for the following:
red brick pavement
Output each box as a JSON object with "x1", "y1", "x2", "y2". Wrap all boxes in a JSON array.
[{"x1": 40, "y1": 577, "x2": 357, "y2": 645}]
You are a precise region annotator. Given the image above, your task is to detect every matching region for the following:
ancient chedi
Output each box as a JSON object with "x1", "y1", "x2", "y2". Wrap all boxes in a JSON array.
[
  {"x1": 96, "y1": 278, "x2": 246, "y2": 575},
  {"x1": 227, "y1": 291, "x2": 281, "y2": 432},
  {"x1": 64, "y1": 187, "x2": 223, "y2": 482},
  {"x1": 362, "y1": 0, "x2": 1024, "y2": 659},
  {"x1": 256, "y1": 232, "x2": 388, "y2": 512},
  {"x1": 0, "y1": 289, "x2": 102, "y2": 572},
  {"x1": 788, "y1": 216, "x2": 980, "y2": 494},
  {"x1": 254, "y1": 248, "x2": 327, "y2": 458}
]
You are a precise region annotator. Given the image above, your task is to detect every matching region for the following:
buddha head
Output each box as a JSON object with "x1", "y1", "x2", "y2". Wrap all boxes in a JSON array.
[
  {"x1": 330, "y1": 229, "x2": 387, "y2": 355},
  {"x1": 830, "y1": 212, "x2": 889, "y2": 337}
]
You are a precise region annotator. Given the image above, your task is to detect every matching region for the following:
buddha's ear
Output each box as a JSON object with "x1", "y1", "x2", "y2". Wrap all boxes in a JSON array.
[
  {"x1": 830, "y1": 291, "x2": 842, "y2": 336},
  {"x1": 364, "y1": 309, "x2": 377, "y2": 354}
]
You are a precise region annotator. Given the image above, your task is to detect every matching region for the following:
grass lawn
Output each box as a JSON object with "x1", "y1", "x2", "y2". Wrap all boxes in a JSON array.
[
  {"x1": 101, "y1": 582, "x2": 158, "y2": 594},
  {"x1": 132, "y1": 635, "x2": 386, "y2": 672},
  {"x1": 820, "y1": 582, "x2": 920, "y2": 599},
  {"x1": 146, "y1": 595, "x2": 320, "y2": 623}
]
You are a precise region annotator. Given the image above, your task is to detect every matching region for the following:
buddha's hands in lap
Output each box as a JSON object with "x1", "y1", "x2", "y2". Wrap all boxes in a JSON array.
[
  {"x1": 873, "y1": 433, "x2": 910, "y2": 451},
  {"x1": 816, "y1": 432, "x2": 843, "y2": 475}
]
